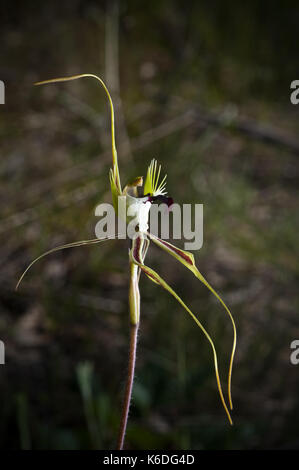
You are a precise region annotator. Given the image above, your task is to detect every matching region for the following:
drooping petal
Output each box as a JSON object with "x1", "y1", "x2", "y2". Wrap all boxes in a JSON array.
[
  {"x1": 148, "y1": 232, "x2": 236, "y2": 410},
  {"x1": 130, "y1": 234, "x2": 233, "y2": 425},
  {"x1": 16, "y1": 237, "x2": 114, "y2": 290}
]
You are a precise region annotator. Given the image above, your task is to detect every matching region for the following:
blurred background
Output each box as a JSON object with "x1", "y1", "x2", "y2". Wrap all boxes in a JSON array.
[{"x1": 0, "y1": 0, "x2": 299, "y2": 450}]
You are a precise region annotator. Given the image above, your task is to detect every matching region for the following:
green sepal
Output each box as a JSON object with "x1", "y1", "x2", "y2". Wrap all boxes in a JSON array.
[{"x1": 130, "y1": 234, "x2": 233, "y2": 425}]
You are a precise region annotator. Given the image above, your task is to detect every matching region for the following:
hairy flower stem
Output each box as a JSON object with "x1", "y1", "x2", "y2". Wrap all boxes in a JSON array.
[
  {"x1": 117, "y1": 239, "x2": 144, "y2": 449},
  {"x1": 116, "y1": 321, "x2": 139, "y2": 450}
]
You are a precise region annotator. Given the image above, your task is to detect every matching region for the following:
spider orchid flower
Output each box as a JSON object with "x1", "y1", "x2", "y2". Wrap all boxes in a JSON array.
[
  {"x1": 16, "y1": 74, "x2": 237, "y2": 448},
  {"x1": 124, "y1": 159, "x2": 173, "y2": 234}
]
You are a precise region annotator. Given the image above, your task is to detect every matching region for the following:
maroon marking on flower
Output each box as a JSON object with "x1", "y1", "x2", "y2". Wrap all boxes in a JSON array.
[
  {"x1": 133, "y1": 236, "x2": 142, "y2": 263},
  {"x1": 158, "y1": 239, "x2": 193, "y2": 265},
  {"x1": 148, "y1": 195, "x2": 174, "y2": 208},
  {"x1": 142, "y1": 268, "x2": 158, "y2": 283}
]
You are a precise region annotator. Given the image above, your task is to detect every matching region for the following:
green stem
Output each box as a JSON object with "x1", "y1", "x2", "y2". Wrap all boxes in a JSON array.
[{"x1": 117, "y1": 235, "x2": 146, "y2": 449}]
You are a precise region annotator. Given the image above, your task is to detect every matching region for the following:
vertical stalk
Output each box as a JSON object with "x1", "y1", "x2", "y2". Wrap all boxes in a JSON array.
[
  {"x1": 117, "y1": 255, "x2": 141, "y2": 450},
  {"x1": 116, "y1": 321, "x2": 139, "y2": 450},
  {"x1": 117, "y1": 235, "x2": 146, "y2": 449}
]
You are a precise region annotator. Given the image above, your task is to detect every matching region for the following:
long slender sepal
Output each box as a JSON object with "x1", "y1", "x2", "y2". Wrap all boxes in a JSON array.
[
  {"x1": 16, "y1": 237, "x2": 113, "y2": 290},
  {"x1": 148, "y1": 233, "x2": 237, "y2": 411},
  {"x1": 130, "y1": 234, "x2": 233, "y2": 425},
  {"x1": 35, "y1": 74, "x2": 122, "y2": 195}
]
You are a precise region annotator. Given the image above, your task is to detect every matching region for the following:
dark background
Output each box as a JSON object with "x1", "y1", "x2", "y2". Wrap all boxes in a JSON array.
[{"x1": 0, "y1": 0, "x2": 299, "y2": 449}]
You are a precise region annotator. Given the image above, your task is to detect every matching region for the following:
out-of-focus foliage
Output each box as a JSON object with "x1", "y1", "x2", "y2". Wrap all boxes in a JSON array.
[{"x1": 0, "y1": 0, "x2": 299, "y2": 449}]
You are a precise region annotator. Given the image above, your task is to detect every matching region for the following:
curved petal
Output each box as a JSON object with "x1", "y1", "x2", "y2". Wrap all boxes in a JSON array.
[
  {"x1": 130, "y1": 235, "x2": 233, "y2": 425},
  {"x1": 16, "y1": 237, "x2": 114, "y2": 290},
  {"x1": 148, "y1": 233, "x2": 236, "y2": 410}
]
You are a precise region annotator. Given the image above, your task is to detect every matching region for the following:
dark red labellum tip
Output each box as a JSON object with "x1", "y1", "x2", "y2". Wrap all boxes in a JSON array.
[{"x1": 148, "y1": 195, "x2": 174, "y2": 209}]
